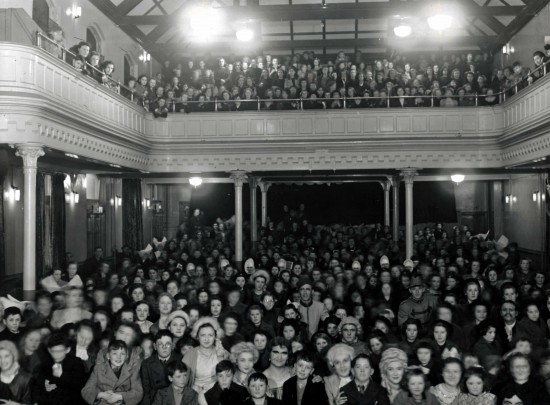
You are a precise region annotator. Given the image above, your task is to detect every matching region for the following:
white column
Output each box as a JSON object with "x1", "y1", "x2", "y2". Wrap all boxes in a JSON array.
[
  {"x1": 259, "y1": 181, "x2": 271, "y2": 228},
  {"x1": 392, "y1": 175, "x2": 400, "y2": 242},
  {"x1": 401, "y1": 169, "x2": 418, "y2": 260},
  {"x1": 381, "y1": 180, "x2": 391, "y2": 227},
  {"x1": 231, "y1": 171, "x2": 247, "y2": 269},
  {"x1": 15, "y1": 143, "x2": 44, "y2": 297},
  {"x1": 249, "y1": 176, "x2": 258, "y2": 247}
]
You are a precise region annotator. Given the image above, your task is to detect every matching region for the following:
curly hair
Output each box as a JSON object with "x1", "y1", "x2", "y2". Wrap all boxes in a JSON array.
[
  {"x1": 229, "y1": 341, "x2": 260, "y2": 364},
  {"x1": 326, "y1": 343, "x2": 355, "y2": 367},
  {"x1": 379, "y1": 348, "x2": 408, "y2": 391}
]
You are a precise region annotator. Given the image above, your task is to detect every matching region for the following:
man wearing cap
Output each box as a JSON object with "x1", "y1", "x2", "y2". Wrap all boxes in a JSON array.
[
  {"x1": 380, "y1": 255, "x2": 390, "y2": 270},
  {"x1": 397, "y1": 276, "x2": 438, "y2": 326},
  {"x1": 339, "y1": 317, "x2": 369, "y2": 355},
  {"x1": 297, "y1": 280, "x2": 329, "y2": 339}
]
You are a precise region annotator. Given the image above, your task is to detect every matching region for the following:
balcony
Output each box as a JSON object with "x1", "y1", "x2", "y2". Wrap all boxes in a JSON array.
[{"x1": 1, "y1": 42, "x2": 550, "y2": 172}]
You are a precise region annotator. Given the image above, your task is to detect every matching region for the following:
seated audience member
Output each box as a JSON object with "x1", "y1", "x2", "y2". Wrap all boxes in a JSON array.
[
  {"x1": 339, "y1": 353, "x2": 390, "y2": 405},
  {"x1": 40, "y1": 268, "x2": 68, "y2": 292},
  {"x1": 392, "y1": 368, "x2": 439, "y2": 405},
  {"x1": 243, "y1": 372, "x2": 283, "y2": 405},
  {"x1": 81, "y1": 340, "x2": 143, "y2": 405},
  {"x1": 152, "y1": 362, "x2": 198, "y2": 405},
  {"x1": 140, "y1": 330, "x2": 182, "y2": 405},
  {"x1": 36, "y1": 332, "x2": 87, "y2": 405},
  {"x1": 0, "y1": 308, "x2": 23, "y2": 342},
  {"x1": 69, "y1": 320, "x2": 98, "y2": 374},
  {"x1": 0, "y1": 340, "x2": 32, "y2": 404},
  {"x1": 282, "y1": 350, "x2": 329, "y2": 405},
  {"x1": 204, "y1": 360, "x2": 248, "y2": 405}
]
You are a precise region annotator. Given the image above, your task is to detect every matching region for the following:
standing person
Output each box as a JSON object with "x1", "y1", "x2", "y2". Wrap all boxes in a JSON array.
[{"x1": 297, "y1": 280, "x2": 329, "y2": 339}]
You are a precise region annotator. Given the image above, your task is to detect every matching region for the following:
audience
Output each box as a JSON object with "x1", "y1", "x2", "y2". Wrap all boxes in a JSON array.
[
  {"x1": 2, "y1": 205, "x2": 550, "y2": 405},
  {"x1": 43, "y1": 31, "x2": 550, "y2": 116}
]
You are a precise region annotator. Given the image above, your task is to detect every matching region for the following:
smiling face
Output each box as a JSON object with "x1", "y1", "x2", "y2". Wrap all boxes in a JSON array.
[
  {"x1": 169, "y1": 317, "x2": 187, "y2": 337},
  {"x1": 332, "y1": 352, "x2": 352, "y2": 378},
  {"x1": 408, "y1": 375, "x2": 425, "y2": 397},
  {"x1": 386, "y1": 361, "x2": 405, "y2": 385},
  {"x1": 107, "y1": 348, "x2": 127, "y2": 368},
  {"x1": 270, "y1": 345, "x2": 289, "y2": 368},
  {"x1": 442, "y1": 362, "x2": 462, "y2": 387},
  {"x1": 0, "y1": 348, "x2": 14, "y2": 371}
]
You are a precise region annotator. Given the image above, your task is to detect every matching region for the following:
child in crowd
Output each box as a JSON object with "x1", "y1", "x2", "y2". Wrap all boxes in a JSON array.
[
  {"x1": 152, "y1": 362, "x2": 198, "y2": 405},
  {"x1": 242, "y1": 372, "x2": 283, "y2": 405},
  {"x1": 452, "y1": 366, "x2": 496, "y2": 405},
  {"x1": 37, "y1": 332, "x2": 87, "y2": 405},
  {"x1": 204, "y1": 360, "x2": 248, "y2": 405},
  {"x1": 282, "y1": 350, "x2": 329, "y2": 405},
  {"x1": 393, "y1": 368, "x2": 439, "y2": 405},
  {"x1": 81, "y1": 340, "x2": 143, "y2": 405},
  {"x1": 339, "y1": 354, "x2": 390, "y2": 405},
  {"x1": 0, "y1": 307, "x2": 23, "y2": 342}
]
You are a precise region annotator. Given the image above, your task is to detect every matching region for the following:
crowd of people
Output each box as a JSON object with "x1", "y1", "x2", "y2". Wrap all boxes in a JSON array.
[
  {"x1": 1, "y1": 204, "x2": 550, "y2": 405},
  {"x1": 44, "y1": 27, "x2": 550, "y2": 116}
]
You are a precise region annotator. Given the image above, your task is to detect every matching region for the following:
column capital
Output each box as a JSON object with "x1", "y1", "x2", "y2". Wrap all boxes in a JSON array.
[
  {"x1": 14, "y1": 143, "x2": 44, "y2": 168},
  {"x1": 230, "y1": 170, "x2": 248, "y2": 187},
  {"x1": 380, "y1": 180, "x2": 392, "y2": 192},
  {"x1": 248, "y1": 176, "x2": 259, "y2": 188},
  {"x1": 400, "y1": 168, "x2": 419, "y2": 184},
  {"x1": 259, "y1": 181, "x2": 272, "y2": 193}
]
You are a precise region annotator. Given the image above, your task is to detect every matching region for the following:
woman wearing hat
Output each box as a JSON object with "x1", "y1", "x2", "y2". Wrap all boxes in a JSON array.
[
  {"x1": 248, "y1": 270, "x2": 270, "y2": 306},
  {"x1": 167, "y1": 310, "x2": 190, "y2": 347}
]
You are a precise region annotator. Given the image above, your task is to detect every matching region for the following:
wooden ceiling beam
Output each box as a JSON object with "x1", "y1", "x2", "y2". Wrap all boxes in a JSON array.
[
  {"x1": 496, "y1": 0, "x2": 550, "y2": 45},
  {"x1": 116, "y1": 4, "x2": 525, "y2": 25},
  {"x1": 116, "y1": 0, "x2": 144, "y2": 16},
  {"x1": 158, "y1": 36, "x2": 492, "y2": 53}
]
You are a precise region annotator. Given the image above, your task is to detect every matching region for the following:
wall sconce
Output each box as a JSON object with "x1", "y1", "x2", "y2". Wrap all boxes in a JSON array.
[
  {"x1": 189, "y1": 177, "x2": 203, "y2": 187},
  {"x1": 116, "y1": 195, "x2": 122, "y2": 206},
  {"x1": 450, "y1": 174, "x2": 465, "y2": 184},
  {"x1": 144, "y1": 198, "x2": 151, "y2": 208},
  {"x1": 533, "y1": 191, "x2": 539, "y2": 202},
  {"x1": 65, "y1": 193, "x2": 71, "y2": 203},
  {"x1": 73, "y1": 192, "x2": 80, "y2": 204},
  {"x1": 505, "y1": 194, "x2": 510, "y2": 204},
  {"x1": 10, "y1": 187, "x2": 20, "y2": 202},
  {"x1": 110, "y1": 198, "x2": 115, "y2": 206},
  {"x1": 512, "y1": 195, "x2": 517, "y2": 203},
  {"x1": 66, "y1": 5, "x2": 82, "y2": 19},
  {"x1": 139, "y1": 50, "x2": 151, "y2": 63},
  {"x1": 502, "y1": 43, "x2": 515, "y2": 56}
]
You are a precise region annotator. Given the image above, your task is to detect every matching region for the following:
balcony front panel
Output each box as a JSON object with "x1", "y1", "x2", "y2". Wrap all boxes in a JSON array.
[{"x1": 1, "y1": 43, "x2": 550, "y2": 172}]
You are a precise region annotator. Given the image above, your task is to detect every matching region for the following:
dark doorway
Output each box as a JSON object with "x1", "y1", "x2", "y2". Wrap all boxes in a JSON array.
[
  {"x1": 124, "y1": 55, "x2": 131, "y2": 85},
  {"x1": 86, "y1": 28, "x2": 99, "y2": 53}
]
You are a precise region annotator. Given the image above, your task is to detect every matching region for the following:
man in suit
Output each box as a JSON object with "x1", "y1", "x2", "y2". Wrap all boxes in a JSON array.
[
  {"x1": 141, "y1": 330, "x2": 182, "y2": 405},
  {"x1": 340, "y1": 354, "x2": 390, "y2": 405},
  {"x1": 282, "y1": 351, "x2": 329, "y2": 405}
]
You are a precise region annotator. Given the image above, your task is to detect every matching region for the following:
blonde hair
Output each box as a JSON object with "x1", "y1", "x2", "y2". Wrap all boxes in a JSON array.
[
  {"x1": 326, "y1": 343, "x2": 355, "y2": 367},
  {"x1": 230, "y1": 341, "x2": 260, "y2": 364}
]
